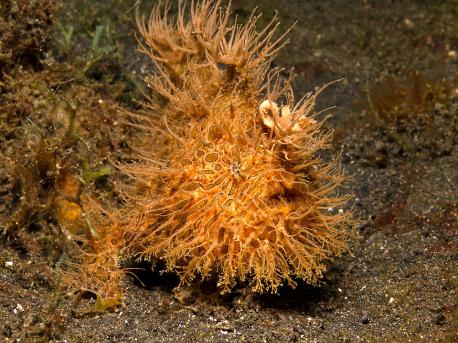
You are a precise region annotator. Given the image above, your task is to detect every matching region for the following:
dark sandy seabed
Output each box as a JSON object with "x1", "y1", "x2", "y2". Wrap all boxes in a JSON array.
[{"x1": 0, "y1": 0, "x2": 457, "y2": 342}]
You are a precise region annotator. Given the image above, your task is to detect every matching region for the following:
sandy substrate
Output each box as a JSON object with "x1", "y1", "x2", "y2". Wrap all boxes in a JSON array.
[{"x1": 1, "y1": 0, "x2": 457, "y2": 342}]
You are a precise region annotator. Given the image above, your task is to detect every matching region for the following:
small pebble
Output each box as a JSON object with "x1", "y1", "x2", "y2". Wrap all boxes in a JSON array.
[
  {"x1": 435, "y1": 314, "x2": 446, "y2": 325},
  {"x1": 404, "y1": 18, "x2": 415, "y2": 29},
  {"x1": 388, "y1": 297, "x2": 395, "y2": 305},
  {"x1": 216, "y1": 320, "x2": 234, "y2": 332}
]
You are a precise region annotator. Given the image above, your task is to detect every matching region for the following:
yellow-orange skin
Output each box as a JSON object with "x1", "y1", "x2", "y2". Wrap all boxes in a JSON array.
[
  {"x1": 120, "y1": 89, "x2": 349, "y2": 292},
  {"x1": 67, "y1": 0, "x2": 352, "y2": 299}
]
